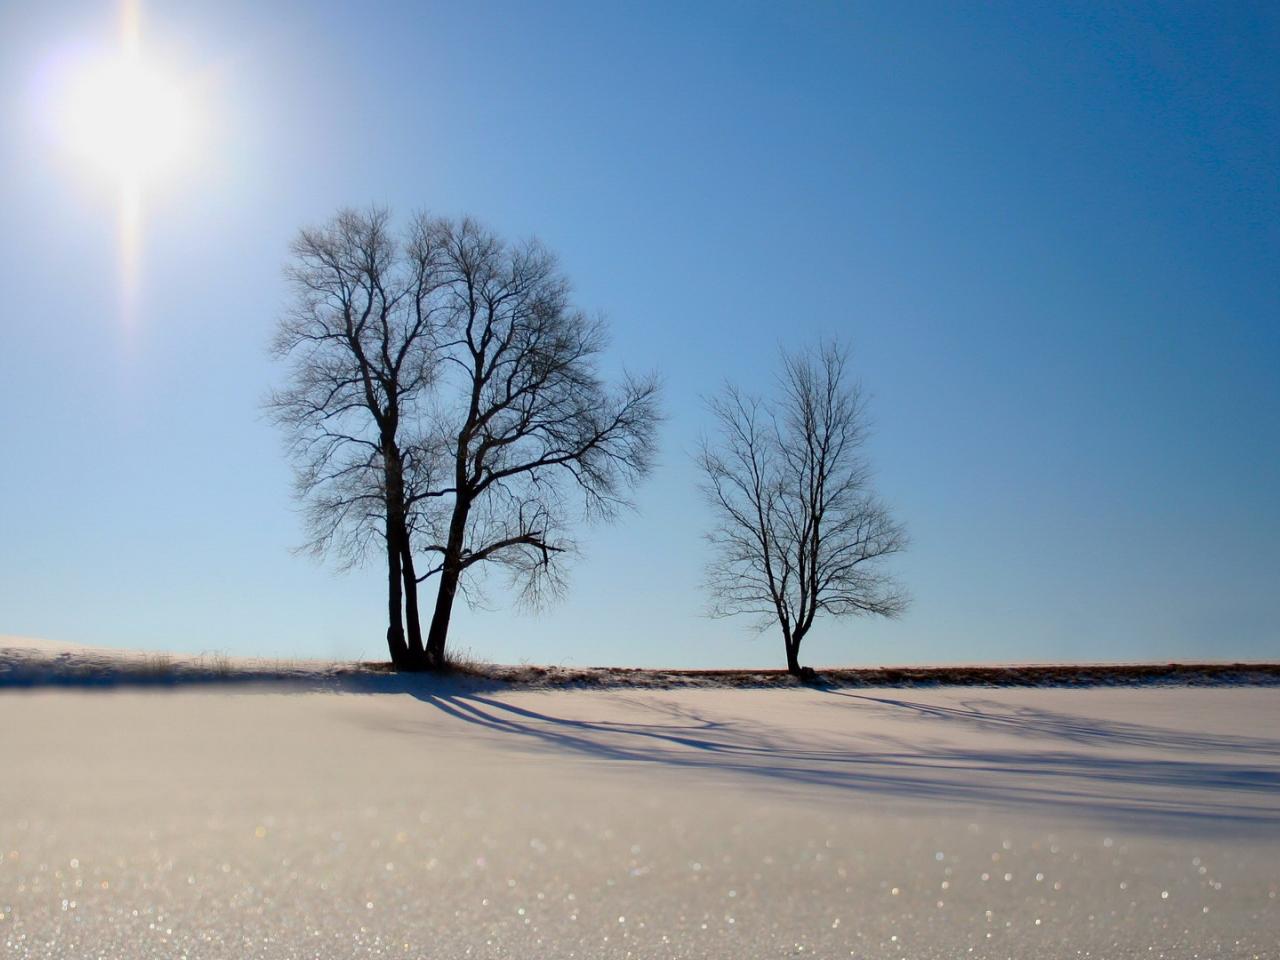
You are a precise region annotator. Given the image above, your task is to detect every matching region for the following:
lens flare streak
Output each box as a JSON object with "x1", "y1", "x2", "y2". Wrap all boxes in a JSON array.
[{"x1": 56, "y1": 0, "x2": 190, "y2": 325}]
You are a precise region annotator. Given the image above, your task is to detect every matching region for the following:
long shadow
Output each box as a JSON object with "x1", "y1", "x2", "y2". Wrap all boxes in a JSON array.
[
  {"x1": 822, "y1": 691, "x2": 1280, "y2": 757},
  {"x1": 403, "y1": 689, "x2": 1280, "y2": 835},
  {"x1": 8, "y1": 649, "x2": 1279, "y2": 834}
]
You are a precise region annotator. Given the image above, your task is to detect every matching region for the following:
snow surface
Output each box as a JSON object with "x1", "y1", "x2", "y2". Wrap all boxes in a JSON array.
[{"x1": 1, "y1": 639, "x2": 1278, "y2": 957}]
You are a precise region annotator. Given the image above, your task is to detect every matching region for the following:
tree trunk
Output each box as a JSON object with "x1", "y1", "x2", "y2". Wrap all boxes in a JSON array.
[
  {"x1": 424, "y1": 562, "x2": 461, "y2": 669},
  {"x1": 382, "y1": 441, "x2": 423, "y2": 670},
  {"x1": 384, "y1": 524, "x2": 409, "y2": 668},
  {"x1": 785, "y1": 630, "x2": 818, "y2": 682},
  {"x1": 784, "y1": 628, "x2": 806, "y2": 677},
  {"x1": 400, "y1": 538, "x2": 425, "y2": 665},
  {"x1": 782, "y1": 623, "x2": 800, "y2": 675},
  {"x1": 424, "y1": 497, "x2": 471, "y2": 669}
]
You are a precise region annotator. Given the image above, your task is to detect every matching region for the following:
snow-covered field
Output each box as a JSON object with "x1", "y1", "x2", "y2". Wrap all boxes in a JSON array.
[{"x1": 1, "y1": 639, "x2": 1277, "y2": 958}]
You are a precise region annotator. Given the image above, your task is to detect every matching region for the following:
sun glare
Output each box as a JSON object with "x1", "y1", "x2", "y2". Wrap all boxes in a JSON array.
[
  {"x1": 62, "y1": 54, "x2": 188, "y2": 183},
  {"x1": 48, "y1": 0, "x2": 196, "y2": 321}
]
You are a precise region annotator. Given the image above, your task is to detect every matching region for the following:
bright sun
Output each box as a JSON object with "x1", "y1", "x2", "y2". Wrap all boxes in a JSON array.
[
  {"x1": 62, "y1": 52, "x2": 188, "y2": 185},
  {"x1": 49, "y1": 0, "x2": 196, "y2": 316}
]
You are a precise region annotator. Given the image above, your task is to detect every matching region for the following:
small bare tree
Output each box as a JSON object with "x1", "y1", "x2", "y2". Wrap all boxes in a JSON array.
[
  {"x1": 698, "y1": 342, "x2": 907, "y2": 676},
  {"x1": 271, "y1": 209, "x2": 659, "y2": 670}
]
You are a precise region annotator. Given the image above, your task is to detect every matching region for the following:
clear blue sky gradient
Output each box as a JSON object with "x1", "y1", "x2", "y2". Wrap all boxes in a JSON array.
[{"x1": 2, "y1": 1, "x2": 1277, "y2": 666}]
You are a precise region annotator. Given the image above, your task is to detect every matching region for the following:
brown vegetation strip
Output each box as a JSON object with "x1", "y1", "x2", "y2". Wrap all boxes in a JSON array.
[
  {"x1": 1, "y1": 647, "x2": 1276, "y2": 690},
  {"x1": 439, "y1": 662, "x2": 1280, "y2": 689}
]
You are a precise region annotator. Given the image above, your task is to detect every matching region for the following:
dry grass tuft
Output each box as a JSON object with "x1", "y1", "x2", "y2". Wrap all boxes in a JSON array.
[
  {"x1": 441, "y1": 645, "x2": 493, "y2": 676},
  {"x1": 138, "y1": 652, "x2": 173, "y2": 677},
  {"x1": 196, "y1": 651, "x2": 233, "y2": 677}
]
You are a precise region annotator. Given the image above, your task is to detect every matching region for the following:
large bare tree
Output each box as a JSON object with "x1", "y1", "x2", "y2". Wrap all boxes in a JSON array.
[
  {"x1": 412, "y1": 218, "x2": 660, "y2": 668},
  {"x1": 270, "y1": 208, "x2": 442, "y2": 669},
  {"x1": 271, "y1": 209, "x2": 659, "y2": 670},
  {"x1": 698, "y1": 342, "x2": 907, "y2": 676}
]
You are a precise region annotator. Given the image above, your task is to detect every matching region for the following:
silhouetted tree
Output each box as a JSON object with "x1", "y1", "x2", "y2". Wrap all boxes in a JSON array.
[
  {"x1": 414, "y1": 218, "x2": 660, "y2": 669},
  {"x1": 270, "y1": 208, "x2": 441, "y2": 669},
  {"x1": 271, "y1": 209, "x2": 660, "y2": 670},
  {"x1": 698, "y1": 342, "x2": 907, "y2": 677}
]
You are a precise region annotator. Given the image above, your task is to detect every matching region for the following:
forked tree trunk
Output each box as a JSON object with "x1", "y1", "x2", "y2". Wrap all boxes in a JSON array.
[
  {"x1": 785, "y1": 629, "x2": 820, "y2": 682},
  {"x1": 784, "y1": 628, "x2": 807, "y2": 677},
  {"x1": 782, "y1": 622, "x2": 798, "y2": 675},
  {"x1": 383, "y1": 444, "x2": 427, "y2": 670}
]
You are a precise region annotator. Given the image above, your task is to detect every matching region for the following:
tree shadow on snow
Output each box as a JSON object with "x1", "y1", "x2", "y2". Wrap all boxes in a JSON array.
[{"x1": 403, "y1": 688, "x2": 1280, "y2": 836}]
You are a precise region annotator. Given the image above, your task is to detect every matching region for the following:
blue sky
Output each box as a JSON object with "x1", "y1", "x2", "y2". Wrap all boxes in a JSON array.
[{"x1": 1, "y1": 1, "x2": 1276, "y2": 666}]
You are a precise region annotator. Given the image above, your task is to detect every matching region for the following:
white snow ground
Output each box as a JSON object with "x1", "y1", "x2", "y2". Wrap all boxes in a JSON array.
[{"x1": 0, "y1": 641, "x2": 1277, "y2": 958}]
